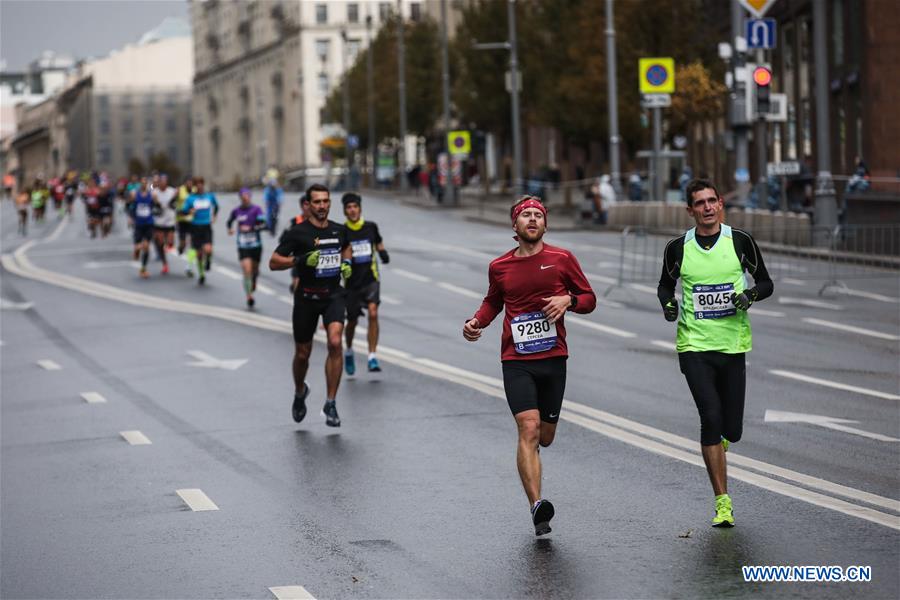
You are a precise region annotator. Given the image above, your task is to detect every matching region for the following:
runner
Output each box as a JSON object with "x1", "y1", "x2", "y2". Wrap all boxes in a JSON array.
[
  {"x1": 463, "y1": 196, "x2": 596, "y2": 536},
  {"x1": 83, "y1": 179, "x2": 101, "y2": 237},
  {"x1": 15, "y1": 186, "x2": 29, "y2": 235},
  {"x1": 269, "y1": 184, "x2": 352, "y2": 427},
  {"x1": 152, "y1": 174, "x2": 177, "y2": 274},
  {"x1": 226, "y1": 187, "x2": 266, "y2": 307},
  {"x1": 30, "y1": 178, "x2": 47, "y2": 222},
  {"x1": 50, "y1": 177, "x2": 65, "y2": 216},
  {"x1": 97, "y1": 178, "x2": 115, "y2": 238},
  {"x1": 175, "y1": 176, "x2": 197, "y2": 277},
  {"x1": 180, "y1": 177, "x2": 219, "y2": 285},
  {"x1": 129, "y1": 177, "x2": 159, "y2": 278},
  {"x1": 3, "y1": 173, "x2": 14, "y2": 201},
  {"x1": 657, "y1": 178, "x2": 774, "y2": 528},
  {"x1": 340, "y1": 192, "x2": 390, "y2": 375},
  {"x1": 263, "y1": 175, "x2": 283, "y2": 235},
  {"x1": 64, "y1": 171, "x2": 78, "y2": 216}
]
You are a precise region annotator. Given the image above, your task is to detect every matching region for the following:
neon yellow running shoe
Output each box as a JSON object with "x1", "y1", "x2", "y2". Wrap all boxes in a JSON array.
[
  {"x1": 712, "y1": 494, "x2": 735, "y2": 527},
  {"x1": 721, "y1": 436, "x2": 730, "y2": 452}
]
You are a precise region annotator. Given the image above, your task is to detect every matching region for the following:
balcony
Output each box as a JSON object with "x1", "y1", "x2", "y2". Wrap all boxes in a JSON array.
[
  {"x1": 205, "y1": 32, "x2": 219, "y2": 50},
  {"x1": 237, "y1": 19, "x2": 251, "y2": 37}
]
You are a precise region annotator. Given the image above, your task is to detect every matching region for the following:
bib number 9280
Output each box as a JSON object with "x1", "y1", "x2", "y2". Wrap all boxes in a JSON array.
[{"x1": 510, "y1": 312, "x2": 557, "y2": 354}]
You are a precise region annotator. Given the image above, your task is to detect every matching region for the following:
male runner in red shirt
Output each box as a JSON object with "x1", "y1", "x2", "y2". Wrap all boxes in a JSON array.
[{"x1": 463, "y1": 196, "x2": 596, "y2": 535}]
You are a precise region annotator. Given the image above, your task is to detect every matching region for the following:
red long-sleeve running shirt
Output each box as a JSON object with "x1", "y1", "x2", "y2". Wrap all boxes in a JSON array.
[{"x1": 472, "y1": 243, "x2": 597, "y2": 362}]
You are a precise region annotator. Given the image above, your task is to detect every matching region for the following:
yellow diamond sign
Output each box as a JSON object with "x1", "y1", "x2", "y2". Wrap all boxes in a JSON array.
[
  {"x1": 738, "y1": 0, "x2": 775, "y2": 18},
  {"x1": 639, "y1": 57, "x2": 675, "y2": 94}
]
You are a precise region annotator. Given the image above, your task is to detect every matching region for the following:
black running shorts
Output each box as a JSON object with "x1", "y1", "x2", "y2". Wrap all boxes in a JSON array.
[
  {"x1": 133, "y1": 224, "x2": 154, "y2": 243},
  {"x1": 678, "y1": 351, "x2": 746, "y2": 446},
  {"x1": 238, "y1": 247, "x2": 262, "y2": 262},
  {"x1": 346, "y1": 281, "x2": 380, "y2": 319},
  {"x1": 292, "y1": 295, "x2": 346, "y2": 343},
  {"x1": 191, "y1": 224, "x2": 213, "y2": 248},
  {"x1": 177, "y1": 221, "x2": 192, "y2": 242},
  {"x1": 502, "y1": 356, "x2": 567, "y2": 423}
]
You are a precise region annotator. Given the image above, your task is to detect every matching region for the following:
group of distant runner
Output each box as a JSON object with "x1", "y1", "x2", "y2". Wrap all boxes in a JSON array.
[{"x1": 9, "y1": 172, "x2": 772, "y2": 537}]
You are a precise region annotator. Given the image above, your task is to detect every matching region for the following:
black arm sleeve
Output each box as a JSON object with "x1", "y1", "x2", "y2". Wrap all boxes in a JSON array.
[
  {"x1": 657, "y1": 236, "x2": 684, "y2": 308},
  {"x1": 226, "y1": 209, "x2": 236, "y2": 229},
  {"x1": 734, "y1": 229, "x2": 774, "y2": 301}
]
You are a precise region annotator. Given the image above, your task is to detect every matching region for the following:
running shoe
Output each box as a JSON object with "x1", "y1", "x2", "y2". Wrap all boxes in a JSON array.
[
  {"x1": 712, "y1": 494, "x2": 735, "y2": 527},
  {"x1": 344, "y1": 352, "x2": 356, "y2": 376},
  {"x1": 532, "y1": 499, "x2": 555, "y2": 536},
  {"x1": 198, "y1": 275, "x2": 205, "y2": 286},
  {"x1": 367, "y1": 357, "x2": 381, "y2": 372},
  {"x1": 247, "y1": 296, "x2": 255, "y2": 308},
  {"x1": 161, "y1": 264, "x2": 169, "y2": 275},
  {"x1": 139, "y1": 269, "x2": 149, "y2": 279},
  {"x1": 292, "y1": 383, "x2": 309, "y2": 423},
  {"x1": 185, "y1": 268, "x2": 194, "y2": 278},
  {"x1": 322, "y1": 400, "x2": 341, "y2": 427},
  {"x1": 205, "y1": 256, "x2": 211, "y2": 270},
  {"x1": 721, "y1": 436, "x2": 730, "y2": 453}
]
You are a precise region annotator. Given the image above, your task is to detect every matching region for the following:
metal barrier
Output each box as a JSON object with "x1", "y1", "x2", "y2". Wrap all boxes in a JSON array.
[{"x1": 604, "y1": 224, "x2": 900, "y2": 298}]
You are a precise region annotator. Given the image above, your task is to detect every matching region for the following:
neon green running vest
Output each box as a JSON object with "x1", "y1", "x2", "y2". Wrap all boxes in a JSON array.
[{"x1": 676, "y1": 224, "x2": 752, "y2": 354}]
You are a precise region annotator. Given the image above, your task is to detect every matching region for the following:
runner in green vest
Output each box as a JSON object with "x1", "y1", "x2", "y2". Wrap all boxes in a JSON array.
[{"x1": 657, "y1": 179, "x2": 774, "y2": 528}]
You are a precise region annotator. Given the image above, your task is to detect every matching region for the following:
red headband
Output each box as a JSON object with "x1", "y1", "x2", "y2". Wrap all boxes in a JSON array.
[{"x1": 511, "y1": 198, "x2": 547, "y2": 224}]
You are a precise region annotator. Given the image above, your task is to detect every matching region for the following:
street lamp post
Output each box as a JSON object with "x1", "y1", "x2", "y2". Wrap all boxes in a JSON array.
[
  {"x1": 397, "y1": 0, "x2": 409, "y2": 192},
  {"x1": 341, "y1": 28, "x2": 353, "y2": 179},
  {"x1": 366, "y1": 13, "x2": 376, "y2": 187},
  {"x1": 440, "y1": 0, "x2": 454, "y2": 204},
  {"x1": 812, "y1": 0, "x2": 837, "y2": 241},
  {"x1": 605, "y1": 0, "x2": 621, "y2": 198}
]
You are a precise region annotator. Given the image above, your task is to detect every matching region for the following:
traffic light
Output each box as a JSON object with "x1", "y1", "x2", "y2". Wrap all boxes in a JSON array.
[{"x1": 753, "y1": 66, "x2": 772, "y2": 115}]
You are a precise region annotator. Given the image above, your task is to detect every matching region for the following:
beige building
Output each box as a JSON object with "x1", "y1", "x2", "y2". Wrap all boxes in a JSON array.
[{"x1": 190, "y1": 0, "x2": 422, "y2": 188}]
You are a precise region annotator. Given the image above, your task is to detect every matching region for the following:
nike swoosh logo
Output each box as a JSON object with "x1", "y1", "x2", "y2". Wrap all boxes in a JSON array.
[
  {"x1": 540, "y1": 265, "x2": 555, "y2": 270},
  {"x1": 548, "y1": 413, "x2": 559, "y2": 418}
]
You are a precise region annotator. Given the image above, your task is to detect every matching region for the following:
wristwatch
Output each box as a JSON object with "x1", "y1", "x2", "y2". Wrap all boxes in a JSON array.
[{"x1": 569, "y1": 294, "x2": 578, "y2": 308}]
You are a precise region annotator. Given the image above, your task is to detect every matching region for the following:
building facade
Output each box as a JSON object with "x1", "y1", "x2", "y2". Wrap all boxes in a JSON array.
[{"x1": 190, "y1": 0, "x2": 420, "y2": 187}]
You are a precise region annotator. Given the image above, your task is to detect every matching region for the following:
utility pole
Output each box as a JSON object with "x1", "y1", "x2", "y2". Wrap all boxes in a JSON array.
[
  {"x1": 754, "y1": 49, "x2": 767, "y2": 209},
  {"x1": 652, "y1": 107, "x2": 662, "y2": 202},
  {"x1": 812, "y1": 0, "x2": 836, "y2": 238},
  {"x1": 605, "y1": 0, "x2": 621, "y2": 197},
  {"x1": 397, "y1": 0, "x2": 409, "y2": 192},
  {"x1": 440, "y1": 0, "x2": 454, "y2": 203},
  {"x1": 366, "y1": 13, "x2": 376, "y2": 187},
  {"x1": 731, "y1": 0, "x2": 750, "y2": 203},
  {"x1": 341, "y1": 28, "x2": 352, "y2": 176}
]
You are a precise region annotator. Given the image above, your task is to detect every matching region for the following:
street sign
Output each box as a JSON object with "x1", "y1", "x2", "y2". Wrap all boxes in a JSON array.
[
  {"x1": 735, "y1": 168, "x2": 750, "y2": 183},
  {"x1": 347, "y1": 135, "x2": 359, "y2": 149},
  {"x1": 767, "y1": 161, "x2": 801, "y2": 176},
  {"x1": 738, "y1": 0, "x2": 776, "y2": 18},
  {"x1": 447, "y1": 130, "x2": 471, "y2": 156},
  {"x1": 641, "y1": 93, "x2": 671, "y2": 108},
  {"x1": 504, "y1": 70, "x2": 522, "y2": 93},
  {"x1": 638, "y1": 57, "x2": 675, "y2": 94},
  {"x1": 746, "y1": 18, "x2": 776, "y2": 49}
]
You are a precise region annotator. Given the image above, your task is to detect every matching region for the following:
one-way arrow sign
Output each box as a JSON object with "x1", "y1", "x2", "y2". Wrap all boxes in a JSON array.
[
  {"x1": 764, "y1": 410, "x2": 899, "y2": 443},
  {"x1": 186, "y1": 350, "x2": 248, "y2": 371}
]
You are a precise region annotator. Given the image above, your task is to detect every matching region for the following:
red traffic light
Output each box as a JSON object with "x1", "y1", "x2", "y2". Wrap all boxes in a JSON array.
[{"x1": 753, "y1": 66, "x2": 772, "y2": 87}]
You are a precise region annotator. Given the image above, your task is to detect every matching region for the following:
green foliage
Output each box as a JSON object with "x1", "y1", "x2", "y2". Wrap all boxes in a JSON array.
[
  {"x1": 127, "y1": 158, "x2": 145, "y2": 177},
  {"x1": 147, "y1": 152, "x2": 182, "y2": 183}
]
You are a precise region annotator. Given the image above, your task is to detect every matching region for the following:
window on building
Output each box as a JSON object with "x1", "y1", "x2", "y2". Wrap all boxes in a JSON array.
[
  {"x1": 315, "y1": 3, "x2": 327, "y2": 24},
  {"x1": 318, "y1": 73, "x2": 329, "y2": 95},
  {"x1": 120, "y1": 94, "x2": 132, "y2": 108},
  {"x1": 347, "y1": 3, "x2": 359, "y2": 23},
  {"x1": 410, "y1": 2, "x2": 421, "y2": 22},
  {"x1": 379, "y1": 2, "x2": 391, "y2": 21},
  {"x1": 96, "y1": 144, "x2": 111, "y2": 165},
  {"x1": 316, "y1": 38, "x2": 330, "y2": 62},
  {"x1": 100, "y1": 120, "x2": 110, "y2": 134},
  {"x1": 166, "y1": 118, "x2": 177, "y2": 132},
  {"x1": 831, "y1": 0, "x2": 844, "y2": 67},
  {"x1": 123, "y1": 146, "x2": 134, "y2": 162},
  {"x1": 122, "y1": 118, "x2": 133, "y2": 133},
  {"x1": 97, "y1": 95, "x2": 109, "y2": 110},
  {"x1": 347, "y1": 39, "x2": 361, "y2": 64},
  {"x1": 145, "y1": 118, "x2": 155, "y2": 132},
  {"x1": 167, "y1": 145, "x2": 179, "y2": 163}
]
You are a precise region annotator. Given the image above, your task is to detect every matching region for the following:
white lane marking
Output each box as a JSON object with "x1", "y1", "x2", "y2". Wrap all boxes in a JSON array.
[
  {"x1": 778, "y1": 296, "x2": 843, "y2": 310},
  {"x1": 120, "y1": 430, "x2": 152, "y2": 445},
  {"x1": 269, "y1": 585, "x2": 316, "y2": 600},
  {"x1": 393, "y1": 268, "x2": 432, "y2": 283},
  {"x1": 563, "y1": 411, "x2": 899, "y2": 531},
  {"x1": 83, "y1": 260, "x2": 140, "y2": 269},
  {"x1": 45, "y1": 217, "x2": 67, "y2": 242},
  {"x1": 629, "y1": 283, "x2": 659, "y2": 295},
  {"x1": 213, "y1": 265, "x2": 243, "y2": 280},
  {"x1": 80, "y1": 392, "x2": 107, "y2": 404},
  {"x1": 584, "y1": 271, "x2": 617, "y2": 285},
  {"x1": 597, "y1": 298, "x2": 624, "y2": 309},
  {"x1": 278, "y1": 295, "x2": 293, "y2": 305},
  {"x1": 749, "y1": 307, "x2": 786, "y2": 317},
  {"x1": 780, "y1": 277, "x2": 806, "y2": 286},
  {"x1": 802, "y1": 317, "x2": 900, "y2": 341},
  {"x1": 380, "y1": 293, "x2": 402, "y2": 305},
  {"x1": 770, "y1": 369, "x2": 900, "y2": 401},
  {"x1": 567, "y1": 315, "x2": 636, "y2": 338},
  {"x1": 186, "y1": 350, "x2": 248, "y2": 370},
  {"x1": 437, "y1": 281, "x2": 483, "y2": 299},
  {"x1": 764, "y1": 410, "x2": 900, "y2": 443},
  {"x1": 256, "y1": 283, "x2": 276, "y2": 296},
  {"x1": 176, "y1": 488, "x2": 219, "y2": 511},
  {"x1": 37, "y1": 359, "x2": 61, "y2": 370},
  {"x1": 401, "y1": 236, "x2": 496, "y2": 260},
  {"x1": 9, "y1": 242, "x2": 897, "y2": 528},
  {"x1": 0, "y1": 298, "x2": 34, "y2": 310},
  {"x1": 832, "y1": 287, "x2": 900, "y2": 304},
  {"x1": 769, "y1": 261, "x2": 808, "y2": 273},
  {"x1": 651, "y1": 339, "x2": 676, "y2": 351}
]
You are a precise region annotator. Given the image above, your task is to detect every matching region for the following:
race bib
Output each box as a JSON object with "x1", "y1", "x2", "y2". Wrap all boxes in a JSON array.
[
  {"x1": 510, "y1": 312, "x2": 557, "y2": 354},
  {"x1": 692, "y1": 283, "x2": 736, "y2": 319},
  {"x1": 238, "y1": 232, "x2": 259, "y2": 247},
  {"x1": 315, "y1": 248, "x2": 341, "y2": 277},
  {"x1": 193, "y1": 198, "x2": 211, "y2": 210},
  {"x1": 136, "y1": 204, "x2": 152, "y2": 218},
  {"x1": 351, "y1": 240, "x2": 372, "y2": 263}
]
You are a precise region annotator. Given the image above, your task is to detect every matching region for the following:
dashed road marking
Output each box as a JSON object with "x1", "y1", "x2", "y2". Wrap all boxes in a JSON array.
[
  {"x1": 832, "y1": 287, "x2": 900, "y2": 304},
  {"x1": 37, "y1": 359, "x2": 61, "y2": 370},
  {"x1": 120, "y1": 430, "x2": 152, "y2": 445},
  {"x1": 80, "y1": 392, "x2": 107, "y2": 404},
  {"x1": 438, "y1": 281, "x2": 483, "y2": 299},
  {"x1": 567, "y1": 315, "x2": 636, "y2": 338},
  {"x1": 176, "y1": 488, "x2": 219, "y2": 511},
  {"x1": 269, "y1": 585, "x2": 316, "y2": 599},
  {"x1": 778, "y1": 296, "x2": 843, "y2": 311},
  {"x1": 651, "y1": 339, "x2": 676, "y2": 351},
  {"x1": 393, "y1": 268, "x2": 432, "y2": 283},
  {"x1": 770, "y1": 369, "x2": 900, "y2": 401},
  {"x1": 802, "y1": 317, "x2": 900, "y2": 341},
  {"x1": 781, "y1": 277, "x2": 806, "y2": 286}
]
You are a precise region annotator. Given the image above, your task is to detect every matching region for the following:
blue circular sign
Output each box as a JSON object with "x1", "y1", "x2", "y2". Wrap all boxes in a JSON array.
[{"x1": 646, "y1": 64, "x2": 668, "y2": 87}]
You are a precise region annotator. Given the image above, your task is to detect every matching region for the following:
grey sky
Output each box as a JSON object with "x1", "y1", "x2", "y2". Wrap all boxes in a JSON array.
[{"x1": 0, "y1": 0, "x2": 189, "y2": 71}]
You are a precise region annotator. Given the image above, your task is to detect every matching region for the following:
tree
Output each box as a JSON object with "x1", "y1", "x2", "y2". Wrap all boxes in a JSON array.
[
  {"x1": 127, "y1": 158, "x2": 145, "y2": 176},
  {"x1": 148, "y1": 151, "x2": 183, "y2": 183}
]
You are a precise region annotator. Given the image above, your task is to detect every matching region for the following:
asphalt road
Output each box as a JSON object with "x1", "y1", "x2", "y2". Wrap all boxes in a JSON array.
[{"x1": 2, "y1": 192, "x2": 898, "y2": 599}]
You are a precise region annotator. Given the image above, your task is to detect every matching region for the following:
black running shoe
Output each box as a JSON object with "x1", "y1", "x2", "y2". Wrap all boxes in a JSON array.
[
  {"x1": 292, "y1": 383, "x2": 309, "y2": 423},
  {"x1": 322, "y1": 400, "x2": 341, "y2": 427},
  {"x1": 247, "y1": 296, "x2": 255, "y2": 308},
  {"x1": 531, "y1": 499, "x2": 555, "y2": 536},
  {"x1": 198, "y1": 275, "x2": 205, "y2": 286}
]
